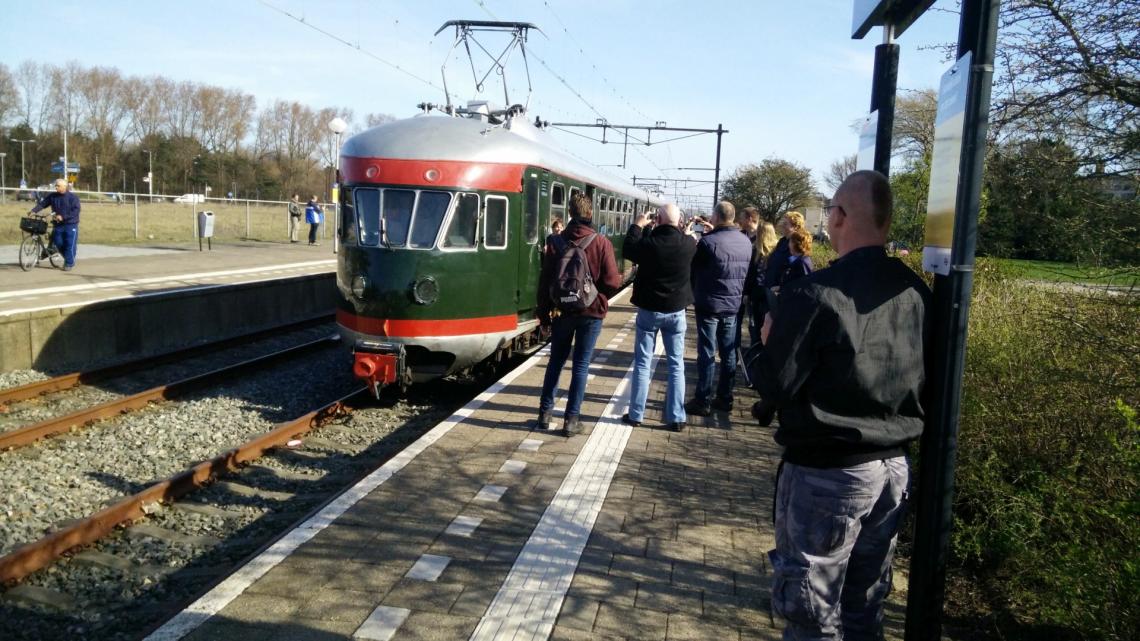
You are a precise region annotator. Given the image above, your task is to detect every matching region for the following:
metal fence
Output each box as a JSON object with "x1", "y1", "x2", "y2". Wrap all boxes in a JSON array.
[{"x1": 0, "y1": 187, "x2": 333, "y2": 245}]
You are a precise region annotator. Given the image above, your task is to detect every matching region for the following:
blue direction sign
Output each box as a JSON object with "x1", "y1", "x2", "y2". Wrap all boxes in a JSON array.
[{"x1": 50, "y1": 162, "x2": 81, "y2": 174}]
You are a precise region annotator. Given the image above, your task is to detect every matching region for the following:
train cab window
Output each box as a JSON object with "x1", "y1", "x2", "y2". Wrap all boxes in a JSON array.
[
  {"x1": 551, "y1": 183, "x2": 565, "y2": 207},
  {"x1": 569, "y1": 187, "x2": 581, "y2": 205},
  {"x1": 354, "y1": 188, "x2": 381, "y2": 246},
  {"x1": 382, "y1": 189, "x2": 415, "y2": 246},
  {"x1": 484, "y1": 196, "x2": 508, "y2": 249},
  {"x1": 525, "y1": 179, "x2": 540, "y2": 244},
  {"x1": 410, "y1": 191, "x2": 451, "y2": 249},
  {"x1": 443, "y1": 193, "x2": 479, "y2": 248}
]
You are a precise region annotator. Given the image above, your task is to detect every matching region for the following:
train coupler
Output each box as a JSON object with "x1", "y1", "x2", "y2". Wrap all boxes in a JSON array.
[{"x1": 353, "y1": 340, "x2": 406, "y2": 398}]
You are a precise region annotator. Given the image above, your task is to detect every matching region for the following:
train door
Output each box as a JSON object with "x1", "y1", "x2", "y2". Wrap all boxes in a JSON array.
[{"x1": 516, "y1": 170, "x2": 543, "y2": 318}]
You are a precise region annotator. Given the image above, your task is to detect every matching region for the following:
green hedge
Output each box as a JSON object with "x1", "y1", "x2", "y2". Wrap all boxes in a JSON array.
[{"x1": 949, "y1": 259, "x2": 1139, "y2": 639}]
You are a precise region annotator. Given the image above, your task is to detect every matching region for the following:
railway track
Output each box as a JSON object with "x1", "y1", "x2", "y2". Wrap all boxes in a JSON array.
[{"x1": 0, "y1": 350, "x2": 508, "y2": 641}]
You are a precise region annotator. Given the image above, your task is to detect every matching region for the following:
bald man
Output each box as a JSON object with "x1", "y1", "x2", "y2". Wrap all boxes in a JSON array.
[
  {"x1": 755, "y1": 170, "x2": 931, "y2": 640},
  {"x1": 621, "y1": 203, "x2": 696, "y2": 431},
  {"x1": 29, "y1": 179, "x2": 81, "y2": 271}
]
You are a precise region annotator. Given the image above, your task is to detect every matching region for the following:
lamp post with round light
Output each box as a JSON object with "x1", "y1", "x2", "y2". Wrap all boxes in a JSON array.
[
  {"x1": 328, "y1": 117, "x2": 348, "y2": 254},
  {"x1": 0, "y1": 152, "x2": 7, "y2": 203}
]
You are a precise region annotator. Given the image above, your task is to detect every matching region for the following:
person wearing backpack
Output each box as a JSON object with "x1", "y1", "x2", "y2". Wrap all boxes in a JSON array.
[
  {"x1": 621, "y1": 203, "x2": 696, "y2": 432},
  {"x1": 536, "y1": 192, "x2": 622, "y2": 436}
]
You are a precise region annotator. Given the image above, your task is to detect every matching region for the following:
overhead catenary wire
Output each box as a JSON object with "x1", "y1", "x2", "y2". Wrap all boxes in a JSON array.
[{"x1": 258, "y1": 0, "x2": 449, "y2": 100}]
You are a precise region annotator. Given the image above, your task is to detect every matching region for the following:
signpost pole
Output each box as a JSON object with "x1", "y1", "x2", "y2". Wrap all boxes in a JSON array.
[
  {"x1": 904, "y1": 0, "x2": 1000, "y2": 638},
  {"x1": 712, "y1": 124, "x2": 723, "y2": 209},
  {"x1": 870, "y1": 27, "x2": 900, "y2": 176}
]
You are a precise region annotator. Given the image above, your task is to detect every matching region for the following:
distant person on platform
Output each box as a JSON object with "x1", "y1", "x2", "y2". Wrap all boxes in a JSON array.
[
  {"x1": 29, "y1": 179, "x2": 80, "y2": 271},
  {"x1": 288, "y1": 194, "x2": 303, "y2": 243},
  {"x1": 755, "y1": 170, "x2": 931, "y2": 641},
  {"x1": 684, "y1": 200, "x2": 752, "y2": 416},
  {"x1": 305, "y1": 196, "x2": 323, "y2": 246},
  {"x1": 621, "y1": 203, "x2": 696, "y2": 432},
  {"x1": 536, "y1": 192, "x2": 621, "y2": 437}
]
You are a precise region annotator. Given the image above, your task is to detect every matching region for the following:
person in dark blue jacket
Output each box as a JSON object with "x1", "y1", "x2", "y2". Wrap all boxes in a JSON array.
[
  {"x1": 29, "y1": 179, "x2": 81, "y2": 271},
  {"x1": 305, "y1": 196, "x2": 323, "y2": 245},
  {"x1": 685, "y1": 201, "x2": 753, "y2": 415}
]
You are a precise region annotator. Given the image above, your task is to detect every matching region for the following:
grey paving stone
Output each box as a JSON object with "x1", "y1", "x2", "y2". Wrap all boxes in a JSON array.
[
  {"x1": 321, "y1": 560, "x2": 410, "y2": 593},
  {"x1": 646, "y1": 538, "x2": 704, "y2": 565},
  {"x1": 381, "y1": 578, "x2": 464, "y2": 614},
  {"x1": 635, "y1": 581, "x2": 703, "y2": 616},
  {"x1": 594, "y1": 602, "x2": 669, "y2": 640},
  {"x1": 587, "y1": 531, "x2": 648, "y2": 556},
  {"x1": 555, "y1": 594, "x2": 601, "y2": 631},
  {"x1": 449, "y1": 583, "x2": 498, "y2": 617},
  {"x1": 609, "y1": 553, "x2": 673, "y2": 584},
  {"x1": 181, "y1": 620, "x2": 275, "y2": 641},
  {"x1": 396, "y1": 609, "x2": 480, "y2": 640},
  {"x1": 665, "y1": 612, "x2": 741, "y2": 640},
  {"x1": 295, "y1": 588, "x2": 378, "y2": 623},
  {"x1": 549, "y1": 624, "x2": 627, "y2": 641},
  {"x1": 266, "y1": 616, "x2": 361, "y2": 640},
  {"x1": 217, "y1": 592, "x2": 302, "y2": 623},
  {"x1": 671, "y1": 560, "x2": 735, "y2": 595},
  {"x1": 566, "y1": 570, "x2": 638, "y2": 608},
  {"x1": 436, "y1": 560, "x2": 512, "y2": 585}
]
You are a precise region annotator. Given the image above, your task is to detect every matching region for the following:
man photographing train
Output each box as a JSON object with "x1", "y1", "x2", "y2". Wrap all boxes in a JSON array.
[
  {"x1": 29, "y1": 178, "x2": 81, "y2": 271},
  {"x1": 754, "y1": 170, "x2": 930, "y2": 640}
]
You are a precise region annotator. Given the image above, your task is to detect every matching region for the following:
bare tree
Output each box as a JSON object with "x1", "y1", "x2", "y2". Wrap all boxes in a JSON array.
[
  {"x1": 364, "y1": 112, "x2": 396, "y2": 129},
  {"x1": 0, "y1": 63, "x2": 17, "y2": 129},
  {"x1": 15, "y1": 61, "x2": 52, "y2": 133},
  {"x1": 993, "y1": 0, "x2": 1140, "y2": 174},
  {"x1": 824, "y1": 154, "x2": 858, "y2": 192},
  {"x1": 122, "y1": 76, "x2": 169, "y2": 143},
  {"x1": 892, "y1": 88, "x2": 938, "y2": 164},
  {"x1": 48, "y1": 62, "x2": 85, "y2": 137}
]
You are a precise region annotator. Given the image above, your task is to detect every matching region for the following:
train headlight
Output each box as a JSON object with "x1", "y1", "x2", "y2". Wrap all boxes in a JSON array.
[
  {"x1": 351, "y1": 275, "x2": 368, "y2": 299},
  {"x1": 412, "y1": 276, "x2": 439, "y2": 305}
]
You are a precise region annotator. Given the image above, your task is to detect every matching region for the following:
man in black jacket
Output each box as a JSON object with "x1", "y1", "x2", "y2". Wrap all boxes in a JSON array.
[
  {"x1": 756, "y1": 171, "x2": 931, "y2": 640},
  {"x1": 621, "y1": 203, "x2": 696, "y2": 431}
]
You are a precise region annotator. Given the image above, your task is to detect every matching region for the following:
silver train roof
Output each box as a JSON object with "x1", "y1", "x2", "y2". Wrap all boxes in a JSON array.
[{"x1": 341, "y1": 113, "x2": 665, "y2": 205}]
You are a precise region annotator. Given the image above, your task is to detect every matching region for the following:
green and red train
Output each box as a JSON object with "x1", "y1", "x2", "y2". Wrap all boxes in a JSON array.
[{"x1": 335, "y1": 102, "x2": 666, "y2": 395}]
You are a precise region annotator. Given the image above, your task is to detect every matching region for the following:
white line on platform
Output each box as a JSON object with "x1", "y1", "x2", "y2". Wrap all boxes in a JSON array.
[
  {"x1": 517, "y1": 439, "x2": 544, "y2": 452},
  {"x1": 499, "y1": 460, "x2": 527, "y2": 475},
  {"x1": 406, "y1": 554, "x2": 451, "y2": 582},
  {"x1": 474, "y1": 485, "x2": 508, "y2": 502},
  {"x1": 354, "y1": 605, "x2": 410, "y2": 641},
  {"x1": 445, "y1": 515, "x2": 483, "y2": 538},
  {"x1": 0, "y1": 260, "x2": 334, "y2": 301},
  {"x1": 468, "y1": 335, "x2": 664, "y2": 641}
]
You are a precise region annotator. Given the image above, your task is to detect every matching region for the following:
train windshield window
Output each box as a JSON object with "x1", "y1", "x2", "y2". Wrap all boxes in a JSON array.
[
  {"x1": 525, "y1": 180, "x2": 540, "y2": 244},
  {"x1": 410, "y1": 191, "x2": 451, "y2": 248},
  {"x1": 485, "y1": 196, "x2": 508, "y2": 249},
  {"x1": 443, "y1": 193, "x2": 479, "y2": 248},
  {"x1": 551, "y1": 183, "x2": 565, "y2": 207},
  {"x1": 382, "y1": 189, "x2": 414, "y2": 246},
  {"x1": 355, "y1": 188, "x2": 381, "y2": 246}
]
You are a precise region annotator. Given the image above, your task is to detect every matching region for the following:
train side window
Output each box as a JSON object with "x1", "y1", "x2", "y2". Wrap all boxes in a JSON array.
[
  {"x1": 525, "y1": 179, "x2": 540, "y2": 244},
  {"x1": 484, "y1": 196, "x2": 508, "y2": 249},
  {"x1": 354, "y1": 188, "x2": 381, "y2": 246},
  {"x1": 443, "y1": 193, "x2": 479, "y2": 248},
  {"x1": 569, "y1": 187, "x2": 581, "y2": 204},
  {"x1": 551, "y1": 183, "x2": 565, "y2": 207},
  {"x1": 382, "y1": 189, "x2": 414, "y2": 246}
]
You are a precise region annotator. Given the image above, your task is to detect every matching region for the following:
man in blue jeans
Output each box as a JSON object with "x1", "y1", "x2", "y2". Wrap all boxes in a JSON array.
[
  {"x1": 536, "y1": 193, "x2": 621, "y2": 436},
  {"x1": 621, "y1": 203, "x2": 696, "y2": 431},
  {"x1": 685, "y1": 200, "x2": 752, "y2": 416},
  {"x1": 29, "y1": 179, "x2": 81, "y2": 271},
  {"x1": 755, "y1": 171, "x2": 930, "y2": 640}
]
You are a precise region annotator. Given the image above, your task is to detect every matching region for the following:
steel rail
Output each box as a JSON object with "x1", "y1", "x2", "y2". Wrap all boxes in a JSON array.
[
  {"x1": 0, "y1": 387, "x2": 366, "y2": 584},
  {"x1": 0, "y1": 314, "x2": 335, "y2": 406},
  {"x1": 0, "y1": 335, "x2": 341, "y2": 450}
]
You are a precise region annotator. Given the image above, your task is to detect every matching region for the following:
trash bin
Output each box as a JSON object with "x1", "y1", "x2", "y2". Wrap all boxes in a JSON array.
[{"x1": 197, "y1": 211, "x2": 214, "y2": 250}]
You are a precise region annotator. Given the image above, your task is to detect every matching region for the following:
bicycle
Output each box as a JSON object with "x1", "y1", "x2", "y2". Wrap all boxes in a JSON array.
[{"x1": 18, "y1": 213, "x2": 64, "y2": 271}]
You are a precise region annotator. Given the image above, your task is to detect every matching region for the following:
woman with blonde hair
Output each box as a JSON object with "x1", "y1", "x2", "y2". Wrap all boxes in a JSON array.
[{"x1": 744, "y1": 220, "x2": 780, "y2": 347}]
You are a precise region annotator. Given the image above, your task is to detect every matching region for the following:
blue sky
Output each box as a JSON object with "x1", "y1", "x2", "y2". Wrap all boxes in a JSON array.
[{"x1": 1, "y1": 0, "x2": 962, "y2": 204}]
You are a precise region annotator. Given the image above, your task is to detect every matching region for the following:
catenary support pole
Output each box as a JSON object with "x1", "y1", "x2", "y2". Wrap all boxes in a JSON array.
[
  {"x1": 712, "y1": 124, "x2": 723, "y2": 209},
  {"x1": 871, "y1": 26, "x2": 900, "y2": 177},
  {"x1": 904, "y1": 1, "x2": 1000, "y2": 639}
]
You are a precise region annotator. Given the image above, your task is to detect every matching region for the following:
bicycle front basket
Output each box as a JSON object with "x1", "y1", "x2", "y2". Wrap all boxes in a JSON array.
[{"x1": 20, "y1": 217, "x2": 48, "y2": 235}]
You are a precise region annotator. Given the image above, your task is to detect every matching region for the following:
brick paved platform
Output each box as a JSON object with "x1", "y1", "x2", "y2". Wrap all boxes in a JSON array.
[{"x1": 147, "y1": 290, "x2": 908, "y2": 641}]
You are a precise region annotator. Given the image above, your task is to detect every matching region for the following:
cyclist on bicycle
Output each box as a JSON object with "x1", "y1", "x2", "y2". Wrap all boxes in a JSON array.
[{"x1": 29, "y1": 178, "x2": 81, "y2": 271}]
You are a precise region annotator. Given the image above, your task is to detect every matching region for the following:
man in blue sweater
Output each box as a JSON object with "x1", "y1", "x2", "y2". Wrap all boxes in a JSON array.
[
  {"x1": 29, "y1": 179, "x2": 81, "y2": 271},
  {"x1": 685, "y1": 200, "x2": 753, "y2": 415}
]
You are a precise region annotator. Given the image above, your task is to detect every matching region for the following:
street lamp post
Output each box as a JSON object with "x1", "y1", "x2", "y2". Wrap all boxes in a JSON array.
[
  {"x1": 328, "y1": 117, "x2": 348, "y2": 254},
  {"x1": 0, "y1": 152, "x2": 6, "y2": 203},
  {"x1": 96, "y1": 153, "x2": 102, "y2": 194},
  {"x1": 10, "y1": 138, "x2": 36, "y2": 184},
  {"x1": 143, "y1": 149, "x2": 153, "y2": 202}
]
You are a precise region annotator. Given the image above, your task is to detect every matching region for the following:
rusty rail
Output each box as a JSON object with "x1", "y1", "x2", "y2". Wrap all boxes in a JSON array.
[
  {"x1": 0, "y1": 387, "x2": 367, "y2": 584},
  {"x1": 0, "y1": 314, "x2": 334, "y2": 406},
  {"x1": 0, "y1": 335, "x2": 340, "y2": 450}
]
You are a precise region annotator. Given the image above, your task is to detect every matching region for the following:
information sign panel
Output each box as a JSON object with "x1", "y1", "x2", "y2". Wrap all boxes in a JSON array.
[
  {"x1": 856, "y1": 111, "x2": 878, "y2": 171},
  {"x1": 922, "y1": 51, "x2": 971, "y2": 276}
]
